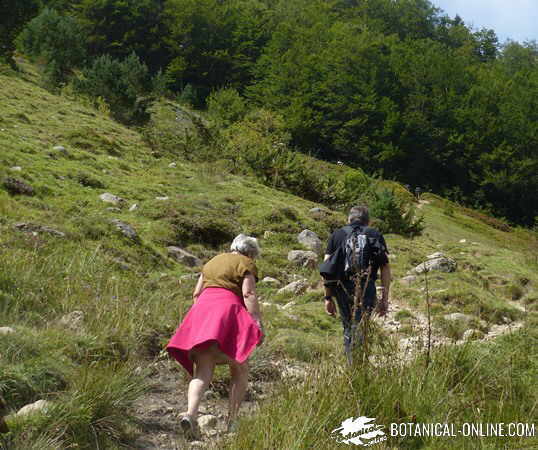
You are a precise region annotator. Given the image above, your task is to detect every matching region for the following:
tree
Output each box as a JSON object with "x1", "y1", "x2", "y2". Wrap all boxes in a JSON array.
[
  {"x1": 74, "y1": 53, "x2": 153, "y2": 124},
  {"x1": 16, "y1": 8, "x2": 87, "y2": 84},
  {"x1": 75, "y1": 0, "x2": 169, "y2": 73},
  {"x1": 0, "y1": 0, "x2": 40, "y2": 66}
]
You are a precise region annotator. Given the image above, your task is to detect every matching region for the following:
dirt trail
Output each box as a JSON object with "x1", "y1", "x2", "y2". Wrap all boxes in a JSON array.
[
  {"x1": 132, "y1": 289, "x2": 526, "y2": 448},
  {"x1": 132, "y1": 357, "x2": 280, "y2": 449}
]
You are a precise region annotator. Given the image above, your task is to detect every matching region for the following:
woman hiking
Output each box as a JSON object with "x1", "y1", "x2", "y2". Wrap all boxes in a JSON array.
[{"x1": 166, "y1": 234, "x2": 264, "y2": 438}]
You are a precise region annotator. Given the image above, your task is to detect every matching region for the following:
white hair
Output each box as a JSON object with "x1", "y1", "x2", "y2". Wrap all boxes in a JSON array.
[{"x1": 230, "y1": 234, "x2": 260, "y2": 259}]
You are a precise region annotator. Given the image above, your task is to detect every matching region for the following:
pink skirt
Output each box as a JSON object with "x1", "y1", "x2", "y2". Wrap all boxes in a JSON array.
[{"x1": 166, "y1": 287, "x2": 263, "y2": 375}]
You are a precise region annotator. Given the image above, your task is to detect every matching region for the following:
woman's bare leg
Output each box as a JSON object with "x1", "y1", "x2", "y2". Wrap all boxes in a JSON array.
[
  {"x1": 187, "y1": 348, "x2": 216, "y2": 419},
  {"x1": 227, "y1": 361, "x2": 249, "y2": 425}
]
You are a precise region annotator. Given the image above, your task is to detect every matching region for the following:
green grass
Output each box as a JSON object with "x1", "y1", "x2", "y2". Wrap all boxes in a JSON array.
[
  {"x1": 227, "y1": 320, "x2": 538, "y2": 450},
  {"x1": 1, "y1": 64, "x2": 538, "y2": 448}
]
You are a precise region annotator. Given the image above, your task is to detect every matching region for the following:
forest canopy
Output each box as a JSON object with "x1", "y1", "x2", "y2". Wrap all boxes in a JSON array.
[{"x1": 3, "y1": 0, "x2": 538, "y2": 225}]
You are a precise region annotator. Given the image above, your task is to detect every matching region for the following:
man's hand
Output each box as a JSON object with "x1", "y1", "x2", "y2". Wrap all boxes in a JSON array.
[{"x1": 325, "y1": 298, "x2": 336, "y2": 317}]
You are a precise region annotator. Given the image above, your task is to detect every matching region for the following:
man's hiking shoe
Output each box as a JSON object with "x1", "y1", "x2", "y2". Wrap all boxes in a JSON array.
[
  {"x1": 226, "y1": 420, "x2": 238, "y2": 433},
  {"x1": 180, "y1": 414, "x2": 200, "y2": 440}
]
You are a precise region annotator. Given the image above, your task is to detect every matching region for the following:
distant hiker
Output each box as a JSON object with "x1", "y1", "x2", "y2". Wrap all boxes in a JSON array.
[
  {"x1": 166, "y1": 234, "x2": 264, "y2": 438},
  {"x1": 415, "y1": 186, "x2": 422, "y2": 200},
  {"x1": 320, "y1": 206, "x2": 391, "y2": 363}
]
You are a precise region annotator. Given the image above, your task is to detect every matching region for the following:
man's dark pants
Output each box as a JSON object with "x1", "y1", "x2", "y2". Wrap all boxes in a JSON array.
[{"x1": 333, "y1": 278, "x2": 377, "y2": 361}]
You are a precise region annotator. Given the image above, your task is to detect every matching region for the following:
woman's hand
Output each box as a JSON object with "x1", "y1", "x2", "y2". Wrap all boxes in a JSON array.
[
  {"x1": 243, "y1": 273, "x2": 264, "y2": 344},
  {"x1": 192, "y1": 274, "x2": 203, "y2": 303},
  {"x1": 254, "y1": 318, "x2": 265, "y2": 345}
]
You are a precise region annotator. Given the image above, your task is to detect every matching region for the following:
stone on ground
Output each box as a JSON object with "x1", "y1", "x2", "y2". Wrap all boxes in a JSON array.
[
  {"x1": 99, "y1": 192, "x2": 125, "y2": 206},
  {"x1": 297, "y1": 229, "x2": 322, "y2": 253},
  {"x1": 16, "y1": 400, "x2": 52, "y2": 417},
  {"x1": 167, "y1": 247, "x2": 202, "y2": 267},
  {"x1": 413, "y1": 257, "x2": 456, "y2": 274},
  {"x1": 288, "y1": 250, "x2": 318, "y2": 268},
  {"x1": 260, "y1": 276, "x2": 281, "y2": 286},
  {"x1": 278, "y1": 280, "x2": 308, "y2": 295},
  {"x1": 111, "y1": 219, "x2": 138, "y2": 241}
]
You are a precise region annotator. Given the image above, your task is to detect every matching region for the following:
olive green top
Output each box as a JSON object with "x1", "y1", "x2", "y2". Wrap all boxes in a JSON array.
[{"x1": 202, "y1": 253, "x2": 258, "y2": 297}]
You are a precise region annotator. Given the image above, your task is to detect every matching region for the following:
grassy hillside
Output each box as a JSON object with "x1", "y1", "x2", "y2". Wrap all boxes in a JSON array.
[{"x1": 1, "y1": 65, "x2": 537, "y2": 449}]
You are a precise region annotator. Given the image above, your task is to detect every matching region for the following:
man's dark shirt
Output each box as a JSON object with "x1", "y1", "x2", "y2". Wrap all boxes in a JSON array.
[{"x1": 325, "y1": 222, "x2": 389, "y2": 281}]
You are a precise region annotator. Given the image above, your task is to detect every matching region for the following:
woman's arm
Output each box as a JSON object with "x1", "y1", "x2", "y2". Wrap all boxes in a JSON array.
[
  {"x1": 242, "y1": 273, "x2": 261, "y2": 322},
  {"x1": 192, "y1": 274, "x2": 204, "y2": 303},
  {"x1": 243, "y1": 273, "x2": 264, "y2": 343}
]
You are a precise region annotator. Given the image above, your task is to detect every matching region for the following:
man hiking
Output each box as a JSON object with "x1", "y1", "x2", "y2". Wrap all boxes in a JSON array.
[{"x1": 320, "y1": 206, "x2": 391, "y2": 363}]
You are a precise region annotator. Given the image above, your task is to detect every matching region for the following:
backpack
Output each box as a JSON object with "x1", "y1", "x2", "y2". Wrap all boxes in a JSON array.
[
  {"x1": 319, "y1": 224, "x2": 379, "y2": 282},
  {"x1": 342, "y1": 224, "x2": 373, "y2": 278}
]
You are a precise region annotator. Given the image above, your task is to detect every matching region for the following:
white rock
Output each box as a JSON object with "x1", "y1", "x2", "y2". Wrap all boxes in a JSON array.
[
  {"x1": 282, "y1": 301, "x2": 296, "y2": 310},
  {"x1": 16, "y1": 400, "x2": 52, "y2": 417},
  {"x1": 260, "y1": 277, "x2": 281, "y2": 286},
  {"x1": 462, "y1": 329, "x2": 485, "y2": 341},
  {"x1": 59, "y1": 311, "x2": 84, "y2": 330},
  {"x1": 444, "y1": 313, "x2": 474, "y2": 324},
  {"x1": 179, "y1": 273, "x2": 201, "y2": 280},
  {"x1": 297, "y1": 229, "x2": 322, "y2": 253},
  {"x1": 167, "y1": 247, "x2": 202, "y2": 267},
  {"x1": 168, "y1": 162, "x2": 177, "y2": 168},
  {"x1": 111, "y1": 219, "x2": 138, "y2": 240},
  {"x1": 413, "y1": 257, "x2": 456, "y2": 274},
  {"x1": 129, "y1": 203, "x2": 138, "y2": 212},
  {"x1": 427, "y1": 252, "x2": 445, "y2": 259},
  {"x1": 309, "y1": 207, "x2": 326, "y2": 216},
  {"x1": 278, "y1": 280, "x2": 308, "y2": 295},
  {"x1": 198, "y1": 414, "x2": 218, "y2": 431},
  {"x1": 288, "y1": 250, "x2": 318, "y2": 269},
  {"x1": 99, "y1": 193, "x2": 125, "y2": 206},
  {"x1": 155, "y1": 196, "x2": 169, "y2": 201},
  {"x1": 0, "y1": 327, "x2": 15, "y2": 335},
  {"x1": 459, "y1": 239, "x2": 467, "y2": 243},
  {"x1": 9, "y1": 166, "x2": 22, "y2": 172}
]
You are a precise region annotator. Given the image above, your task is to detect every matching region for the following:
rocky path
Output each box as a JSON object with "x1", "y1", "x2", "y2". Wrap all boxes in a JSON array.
[{"x1": 131, "y1": 356, "x2": 299, "y2": 449}]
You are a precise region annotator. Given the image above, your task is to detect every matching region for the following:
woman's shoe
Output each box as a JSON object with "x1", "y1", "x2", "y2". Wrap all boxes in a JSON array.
[{"x1": 180, "y1": 414, "x2": 200, "y2": 440}]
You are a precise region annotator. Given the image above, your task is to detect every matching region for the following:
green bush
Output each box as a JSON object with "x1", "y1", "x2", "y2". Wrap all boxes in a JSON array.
[
  {"x1": 207, "y1": 87, "x2": 248, "y2": 127},
  {"x1": 73, "y1": 53, "x2": 153, "y2": 124},
  {"x1": 369, "y1": 189, "x2": 424, "y2": 236},
  {"x1": 16, "y1": 8, "x2": 87, "y2": 85}
]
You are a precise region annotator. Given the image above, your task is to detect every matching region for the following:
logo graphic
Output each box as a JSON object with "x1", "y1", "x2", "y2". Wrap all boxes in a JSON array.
[{"x1": 331, "y1": 416, "x2": 387, "y2": 447}]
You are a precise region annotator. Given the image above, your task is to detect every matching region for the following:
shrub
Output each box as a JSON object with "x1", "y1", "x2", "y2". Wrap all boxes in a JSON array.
[
  {"x1": 16, "y1": 8, "x2": 87, "y2": 85},
  {"x1": 207, "y1": 87, "x2": 248, "y2": 127},
  {"x1": 369, "y1": 189, "x2": 424, "y2": 236},
  {"x1": 73, "y1": 53, "x2": 153, "y2": 124}
]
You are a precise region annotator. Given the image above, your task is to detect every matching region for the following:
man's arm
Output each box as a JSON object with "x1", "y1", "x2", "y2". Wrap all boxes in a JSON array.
[
  {"x1": 323, "y1": 253, "x2": 336, "y2": 317},
  {"x1": 378, "y1": 262, "x2": 391, "y2": 316}
]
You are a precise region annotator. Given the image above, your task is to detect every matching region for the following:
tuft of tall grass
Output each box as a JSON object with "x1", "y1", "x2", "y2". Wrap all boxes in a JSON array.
[
  {"x1": 4, "y1": 365, "x2": 145, "y2": 449},
  {"x1": 226, "y1": 321, "x2": 538, "y2": 450}
]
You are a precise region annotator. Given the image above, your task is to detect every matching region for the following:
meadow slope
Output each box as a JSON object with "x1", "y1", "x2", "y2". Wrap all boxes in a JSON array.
[{"x1": 0, "y1": 67, "x2": 537, "y2": 449}]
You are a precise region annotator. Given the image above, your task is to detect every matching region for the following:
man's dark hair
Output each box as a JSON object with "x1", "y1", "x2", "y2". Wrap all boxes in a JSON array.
[{"x1": 348, "y1": 205, "x2": 369, "y2": 225}]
